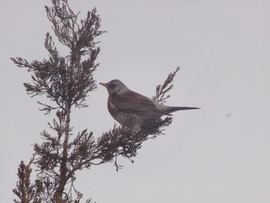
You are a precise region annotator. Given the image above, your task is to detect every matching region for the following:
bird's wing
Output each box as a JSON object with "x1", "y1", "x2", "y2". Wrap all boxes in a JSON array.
[{"x1": 111, "y1": 90, "x2": 165, "y2": 116}]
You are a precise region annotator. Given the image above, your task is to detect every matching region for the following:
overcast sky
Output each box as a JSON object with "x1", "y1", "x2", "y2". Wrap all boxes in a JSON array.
[{"x1": 1, "y1": 0, "x2": 270, "y2": 202}]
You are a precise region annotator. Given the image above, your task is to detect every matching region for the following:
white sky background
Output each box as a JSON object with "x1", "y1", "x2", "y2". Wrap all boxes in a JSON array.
[{"x1": 1, "y1": 0, "x2": 270, "y2": 202}]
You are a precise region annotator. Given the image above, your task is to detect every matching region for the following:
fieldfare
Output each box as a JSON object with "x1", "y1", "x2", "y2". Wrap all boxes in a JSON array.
[{"x1": 100, "y1": 79, "x2": 199, "y2": 131}]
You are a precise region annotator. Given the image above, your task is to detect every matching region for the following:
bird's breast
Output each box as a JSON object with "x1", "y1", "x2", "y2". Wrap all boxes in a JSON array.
[{"x1": 107, "y1": 98, "x2": 143, "y2": 128}]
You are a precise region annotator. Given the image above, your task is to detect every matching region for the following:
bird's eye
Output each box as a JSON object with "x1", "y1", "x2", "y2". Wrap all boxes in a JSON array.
[{"x1": 109, "y1": 84, "x2": 115, "y2": 88}]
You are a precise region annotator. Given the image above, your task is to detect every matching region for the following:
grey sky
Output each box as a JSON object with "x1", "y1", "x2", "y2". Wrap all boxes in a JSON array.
[{"x1": 1, "y1": 0, "x2": 270, "y2": 202}]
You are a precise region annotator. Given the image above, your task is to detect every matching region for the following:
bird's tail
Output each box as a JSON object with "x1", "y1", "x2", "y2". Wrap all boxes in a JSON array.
[{"x1": 166, "y1": 106, "x2": 200, "y2": 113}]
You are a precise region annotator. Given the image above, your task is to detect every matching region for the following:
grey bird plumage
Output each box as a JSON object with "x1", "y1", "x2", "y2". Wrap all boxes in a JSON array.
[{"x1": 100, "y1": 79, "x2": 199, "y2": 131}]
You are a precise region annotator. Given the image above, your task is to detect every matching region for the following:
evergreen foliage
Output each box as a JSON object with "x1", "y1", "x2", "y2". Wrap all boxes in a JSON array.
[{"x1": 11, "y1": 1, "x2": 180, "y2": 202}]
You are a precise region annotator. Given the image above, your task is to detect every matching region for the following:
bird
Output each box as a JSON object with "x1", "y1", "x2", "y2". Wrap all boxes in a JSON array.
[{"x1": 100, "y1": 79, "x2": 199, "y2": 131}]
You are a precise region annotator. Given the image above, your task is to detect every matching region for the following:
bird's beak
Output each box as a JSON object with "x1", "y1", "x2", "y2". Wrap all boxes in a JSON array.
[{"x1": 99, "y1": 82, "x2": 108, "y2": 88}]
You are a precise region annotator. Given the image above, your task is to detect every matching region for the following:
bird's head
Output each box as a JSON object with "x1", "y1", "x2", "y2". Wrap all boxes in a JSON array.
[{"x1": 99, "y1": 79, "x2": 128, "y2": 96}]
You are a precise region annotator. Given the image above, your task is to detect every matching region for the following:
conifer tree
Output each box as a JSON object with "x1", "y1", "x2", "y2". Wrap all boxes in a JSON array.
[{"x1": 11, "y1": 0, "x2": 179, "y2": 202}]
